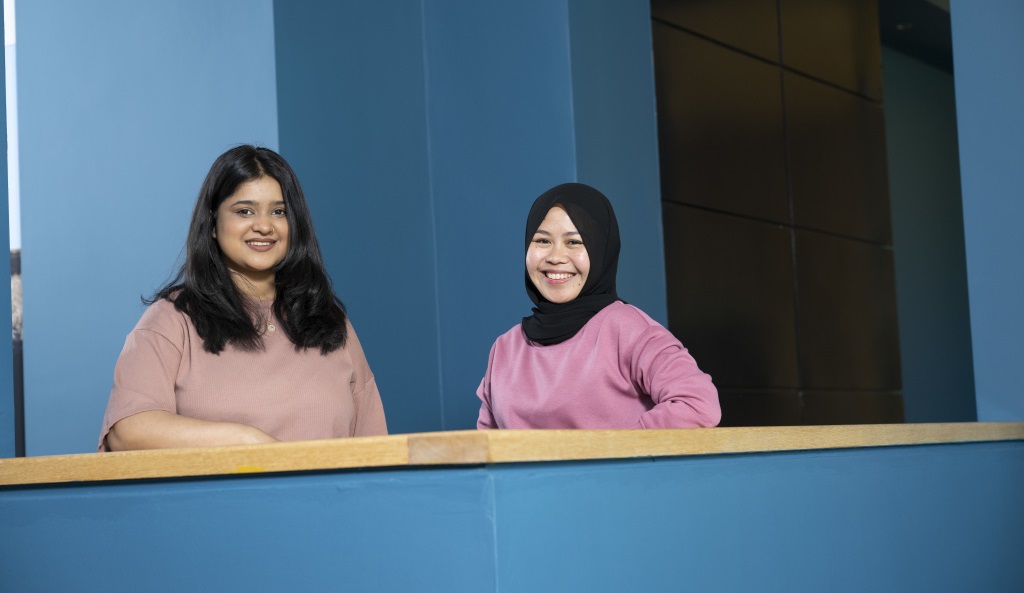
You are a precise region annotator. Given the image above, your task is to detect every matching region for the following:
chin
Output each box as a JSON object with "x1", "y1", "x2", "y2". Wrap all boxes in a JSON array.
[{"x1": 544, "y1": 293, "x2": 578, "y2": 305}]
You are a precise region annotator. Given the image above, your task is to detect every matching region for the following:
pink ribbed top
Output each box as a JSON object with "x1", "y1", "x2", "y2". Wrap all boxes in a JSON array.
[{"x1": 98, "y1": 298, "x2": 387, "y2": 451}]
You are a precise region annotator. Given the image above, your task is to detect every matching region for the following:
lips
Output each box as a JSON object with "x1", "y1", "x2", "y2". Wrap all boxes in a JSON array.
[
  {"x1": 543, "y1": 271, "x2": 576, "y2": 284},
  {"x1": 245, "y1": 239, "x2": 277, "y2": 252}
]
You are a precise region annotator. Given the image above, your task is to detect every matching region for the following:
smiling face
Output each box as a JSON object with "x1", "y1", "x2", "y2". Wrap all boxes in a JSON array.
[
  {"x1": 526, "y1": 206, "x2": 591, "y2": 304},
  {"x1": 213, "y1": 176, "x2": 289, "y2": 297}
]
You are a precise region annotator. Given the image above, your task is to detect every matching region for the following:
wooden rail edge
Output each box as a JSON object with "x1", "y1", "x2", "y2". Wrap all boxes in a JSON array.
[{"x1": 2, "y1": 422, "x2": 1022, "y2": 487}]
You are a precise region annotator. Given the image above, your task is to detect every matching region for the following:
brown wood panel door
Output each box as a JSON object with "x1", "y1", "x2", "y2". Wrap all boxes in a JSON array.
[
  {"x1": 794, "y1": 230, "x2": 902, "y2": 390},
  {"x1": 654, "y1": 23, "x2": 789, "y2": 223},
  {"x1": 779, "y1": 0, "x2": 884, "y2": 99},
  {"x1": 652, "y1": 0, "x2": 780, "y2": 62},
  {"x1": 802, "y1": 391, "x2": 904, "y2": 424},
  {"x1": 718, "y1": 389, "x2": 802, "y2": 426},
  {"x1": 663, "y1": 203, "x2": 799, "y2": 388},
  {"x1": 785, "y1": 71, "x2": 892, "y2": 243}
]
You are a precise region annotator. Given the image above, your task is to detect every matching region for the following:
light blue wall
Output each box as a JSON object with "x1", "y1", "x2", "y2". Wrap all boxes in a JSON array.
[
  {"x1": 0, "y1": 6, "x2": 12, "y2": 457},
  {"x1": 17, "y1": 1, "x2": 279, "y2": 455},
  {"x1": 3, "y1": 441, "x2": 1022, "y2": 592},
  {"x1": 950, "y1": 0, "x2": 1024, "y2": 421},
  {"x1": 882, "y1": 48, "x2": 975, "y2": 422}
]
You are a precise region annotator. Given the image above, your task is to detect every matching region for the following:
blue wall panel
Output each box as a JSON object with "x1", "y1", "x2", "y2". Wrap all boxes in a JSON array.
[
  {"x1": 0, "y1": 468, "x2": 497, "y2": 592},
  {"x1": 422, "y1": 0, "x2": 579, "y2": 429},
  {"x1": 882, "y1": 47, "x2": 975, "y2": 422},
  {"x1": 951, "y1": 0, "x2": 1024, "y2": 421},
  {"x1": 568, "y1": 0, "x2": 668, "y2": 323},
  {"x1": 0, "y1": 6, "x2": 12, "y2": 458},
  {"x1": 273, "y1": 0, "x2": 442, "y2": 434},
  {"x1": 17, "y1": 1, "x2": 279, "y2": 454},
  {"x1": 275, "y1": 1, "x2": 670, "y2": 433},
  {"x1": 3, "y1": 442, "x2": 1022, "y2": 591},
  {"x1": 493, "y1": 443, "x2": 1024, "y2": 592}
]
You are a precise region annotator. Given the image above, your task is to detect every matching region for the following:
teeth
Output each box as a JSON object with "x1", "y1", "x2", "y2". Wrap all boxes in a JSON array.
[
  {"x1": 248, "y1": 241, "x2": 272, "y2": 246},
  {"x1": 546, "y1": 272, "x2": 573, "y2": 280}
]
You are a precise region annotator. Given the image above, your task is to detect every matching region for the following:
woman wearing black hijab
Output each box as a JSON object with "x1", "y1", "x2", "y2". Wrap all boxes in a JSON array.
[{"x1": 476, "y1": 183, "x2": 720, "y2": 429}]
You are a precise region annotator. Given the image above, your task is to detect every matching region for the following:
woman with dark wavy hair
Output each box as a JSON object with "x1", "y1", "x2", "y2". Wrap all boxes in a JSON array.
[{"x1": 99, "y1": 145, "x2": 386, "y2": 451}]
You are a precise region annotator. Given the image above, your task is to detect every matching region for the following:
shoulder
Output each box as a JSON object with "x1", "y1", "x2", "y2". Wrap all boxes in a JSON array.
[
  {"x1": 586, "y1": 302, "x2": 680, "y2": 350},
  {"x1": 134, "y1": 298, "x2": 191, "y2": 344},
  {"x1": 592, "y1": 301, "x2": 661, "y2": 332},
  {"x1": 487, "y1": 323, "x2": 529, "y2": 358}
]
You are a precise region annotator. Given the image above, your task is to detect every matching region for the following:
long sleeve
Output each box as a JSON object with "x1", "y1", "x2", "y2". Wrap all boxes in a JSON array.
[
  {"x1": 473, "y1": 302, "x2": 719, "y2": 430},
  {"x1": 632, "y1": 325, "x2": 721, "y2": 429},
  {"x1": 476, "y1": 343, "x2": 499, "y2": 429}
]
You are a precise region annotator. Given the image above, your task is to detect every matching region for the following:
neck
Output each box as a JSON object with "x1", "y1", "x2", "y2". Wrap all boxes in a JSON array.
[{"x1": 230, "y1": 272, "x2": 276, "y2": 300}]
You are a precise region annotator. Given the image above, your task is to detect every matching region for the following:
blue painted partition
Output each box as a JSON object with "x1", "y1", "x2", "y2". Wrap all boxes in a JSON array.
[
  {"x1": 951, "y1": 0, "x2": 1024, "y2": 420},
  {"x1": 0, "y1": 5, "x2": 12, "y2": 458},
  {"x1": 3, "y1": 440, "x2": 1022, "y2": 592},
  {"x1": 17, "y1": 0, "x2": 279, "y2": 455},
  {"x1": 273, "y1": 0, "x2": 667, "y2": 434}
]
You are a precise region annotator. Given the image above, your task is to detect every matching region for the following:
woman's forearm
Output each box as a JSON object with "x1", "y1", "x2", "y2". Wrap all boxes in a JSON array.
[{"x1": 105, "y1": 410, "x2": 278, "y2": 451}]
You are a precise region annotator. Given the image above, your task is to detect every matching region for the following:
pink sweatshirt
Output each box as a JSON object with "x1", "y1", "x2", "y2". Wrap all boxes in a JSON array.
[
  {"x1": 99, "y1": 298, "x2": 387, "y2": 451},
  {"x1": 477, "y1": 301, "x2": 720, "y2": 429}
]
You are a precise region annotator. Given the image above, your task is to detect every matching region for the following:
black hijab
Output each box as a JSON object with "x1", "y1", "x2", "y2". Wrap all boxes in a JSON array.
[{"x1": 521, "y1": 183, "x2": 621, "y2": 345}]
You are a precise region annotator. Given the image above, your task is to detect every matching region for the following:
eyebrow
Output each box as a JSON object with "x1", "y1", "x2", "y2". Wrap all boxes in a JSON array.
[
  {"x1": 227, "y1": 199, "x2": 286, "y2": 207},
  {"x1": 533, "y1": 229, "x2": 581, "y2": 236}
]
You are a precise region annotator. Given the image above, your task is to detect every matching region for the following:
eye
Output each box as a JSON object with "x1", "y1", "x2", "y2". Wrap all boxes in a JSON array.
[
  {"x1": 532, "y1": 237, "x2": 550, "y2": 245},
  {"x1": 272, "y1": 208, "x2": 287, "y2": 217},
  {"x1": 568, "y1": 239, "x2": 585, "y2": 247},
  {"x1": 235, "y1": 208, "x2": 254, "y2": 216}
]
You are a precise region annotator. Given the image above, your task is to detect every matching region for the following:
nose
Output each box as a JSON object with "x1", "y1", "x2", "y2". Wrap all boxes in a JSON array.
[
  {"x1": 545, "y1": 243, "x2": 569, "y2": 263},
  {"x1": 252, "y1": 214, "x2": 274, "y2": 235}
]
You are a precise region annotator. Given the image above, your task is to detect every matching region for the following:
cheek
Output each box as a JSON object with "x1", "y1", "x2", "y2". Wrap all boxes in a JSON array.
[
  {"x1": 525, "y1": 249, "x2": 541, "y2": 270},
  {"x1": 574, "y1": 253, "x2": 591, "y2": 280},
  {"x1": 214, "y1": 220, "x2": 231, "y2": 245}
]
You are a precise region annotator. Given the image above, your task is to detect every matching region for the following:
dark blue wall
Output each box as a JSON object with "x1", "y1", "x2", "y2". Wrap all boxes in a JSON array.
[
  {"x1": 273, "y1": 0, "x2": 444, "y2": 434},
  {"x1": 568, "y1": 0, "x2": 668, "y2": 323},
  {"x1": 274, "y1": 0, "x2": 666, "y2": 433},
  {"x1": 3, "y1": 441, "x2": 1022, "y2": 592},
  {"x1": 882, "y1": 47, "x2": 975, "y2": 422},
  {"x1": 951, "y1": 0, "x2": 1024, "y2": 420}
]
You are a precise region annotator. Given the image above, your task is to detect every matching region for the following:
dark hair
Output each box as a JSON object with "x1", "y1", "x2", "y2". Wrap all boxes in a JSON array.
[{"x1": 149, "y1": 145, "x2": 347, "y2": 354}]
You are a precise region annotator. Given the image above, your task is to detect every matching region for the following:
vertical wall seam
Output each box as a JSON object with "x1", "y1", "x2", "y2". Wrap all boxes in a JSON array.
[
  {"x1": 777, "y1": 2, "x2": 805, "y2": 419},
  {"x1": 418, "y1": 0, "x2": 446, "y2": 430},
  {"x1": 487, "y1": 472, "x2": 501, "y2": 593},
  {"x1": 267, "y1": 0, "x2": 280, "y2": 150},
  {"x1": 565, "y1": 0, "x2": 579, "y2": 179}
]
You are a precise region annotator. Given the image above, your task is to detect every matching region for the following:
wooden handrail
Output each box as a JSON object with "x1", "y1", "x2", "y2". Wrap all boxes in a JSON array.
[{"x1": 2, "y1": 422, "x2": 1022, "y2": 487}]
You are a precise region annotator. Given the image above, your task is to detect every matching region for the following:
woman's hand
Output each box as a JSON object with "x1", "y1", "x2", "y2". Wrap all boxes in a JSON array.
[{"x1": 105, "y1": 410, "x2": 279, "y2": 451}]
